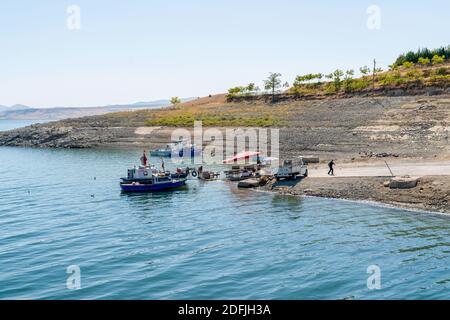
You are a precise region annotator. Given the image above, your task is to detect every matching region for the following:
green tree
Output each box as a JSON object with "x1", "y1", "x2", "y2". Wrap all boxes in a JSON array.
[
  {"x1": 227, "y1": 86, "x2": 244, "y2": 98},
  {"x1": 316, "y1": 73, "x2": 323, "y2": 84},
  {"x1": 331, "y1": 69, "x2": 344, "y2": 92},
  {"x1": 244, "y1": 83, "x2": 261, "y2": 95},
  {"x1": 170, "y1": 96, "x2": 181, "y2": 105},
  {"x1": 246, "y1": 83, "x2": 256, "y2": 93},
  {"x1": 343, "y1": 69, "x2": 355, "y2": 92},
  {"x1": 264, "y1": 72, "x2": 282, "y2": 102},
  {"x1": 360, "y1": 66, "x2": 370, "y2": 76},
  {"x1": 394, "y1": 45, "x2": 450, "y2": 66}
]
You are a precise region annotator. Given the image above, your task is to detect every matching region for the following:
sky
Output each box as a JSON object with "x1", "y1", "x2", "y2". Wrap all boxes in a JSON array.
[{"x1": 0, "y1": 0, "x2": 449, "y2": 108}]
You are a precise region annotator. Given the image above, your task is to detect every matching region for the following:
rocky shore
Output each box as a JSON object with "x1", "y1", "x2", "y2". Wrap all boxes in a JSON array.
[
  {"x1": 0, "y1": 95, "x2": 449, "y2": 161},
  {"x1": 263, "y1": 176, "x2": 450, "y2": 214}
]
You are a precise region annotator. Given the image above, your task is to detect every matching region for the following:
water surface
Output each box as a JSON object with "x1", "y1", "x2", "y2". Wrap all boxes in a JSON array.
[
  {"x1": 0, "y1": 119, "x2": 49, "y2": 132},
  {"x1": 1, "y1": 124, "x2": 450, "y2": 299}
]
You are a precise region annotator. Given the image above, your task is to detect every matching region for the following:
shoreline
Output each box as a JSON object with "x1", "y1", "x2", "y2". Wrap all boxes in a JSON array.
[
  {"x1": 260, "y1": 176, "x2": 450, "y2": 214},
  {"x1": 255, "y1": 187, "x2": 449, "y2": 216}
]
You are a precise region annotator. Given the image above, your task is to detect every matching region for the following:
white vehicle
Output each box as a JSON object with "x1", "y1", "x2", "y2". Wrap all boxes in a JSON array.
[{"x1": 275, "y1": 158, "x2": 308, "y2": 180}]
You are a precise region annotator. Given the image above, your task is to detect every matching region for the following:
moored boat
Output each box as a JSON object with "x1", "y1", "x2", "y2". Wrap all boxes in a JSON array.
[
  {"x1": 120, "y1": 157, "x2": 187, "y2": 192},
  {"x1": 150, "y1": 140, "x2": 201, "y2": 158}
]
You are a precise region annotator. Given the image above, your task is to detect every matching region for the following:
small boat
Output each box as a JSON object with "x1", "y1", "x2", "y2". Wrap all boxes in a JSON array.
[
  {"x1": 120, "y1": 165, "x2": 187, "y2": 192},
  {"x1": 150, "y1": 140, "x2": 201, "y2": 158},
  {"x1": 224, "y1": 166, "x2": 256, "y2": 181}
]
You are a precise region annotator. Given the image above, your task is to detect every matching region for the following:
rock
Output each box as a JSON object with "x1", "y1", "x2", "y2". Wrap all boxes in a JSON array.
[
  {"x1": 376, "y1": 152, "x2": 399, "y2": 158},
  {"x1": 418, "y1": 104, "x2": 437, "y2": 111},
  {"x1": 389, "y1": 176, "x2": 419, "y2": 189},
  {"x1": 302, "y1": 156, "x2": 320, "y2": 164},
  {"x1": 259, "y1": 176, "x2": 271, "y2": 186},
  {"x1": 238, "y1": 179, "x2": 261, "y2": 189}
]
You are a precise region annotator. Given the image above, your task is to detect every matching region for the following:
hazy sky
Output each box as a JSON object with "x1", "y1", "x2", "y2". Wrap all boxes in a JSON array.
[{"x1": 1, "y1": 0, "x2": 449, "y2": 108}]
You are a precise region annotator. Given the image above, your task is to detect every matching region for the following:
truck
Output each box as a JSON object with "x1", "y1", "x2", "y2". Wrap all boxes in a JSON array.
[{"x1": 275, "y1": 158, "x2": 308, "y2": 181}]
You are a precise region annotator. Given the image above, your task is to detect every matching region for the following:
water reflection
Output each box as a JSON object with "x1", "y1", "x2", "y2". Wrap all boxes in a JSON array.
[{"x1": 271, "y1": 193, "x2": 303, "y2": 210}]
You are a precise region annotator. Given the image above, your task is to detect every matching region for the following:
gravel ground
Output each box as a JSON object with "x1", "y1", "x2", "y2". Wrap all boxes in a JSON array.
[{"x1": 265, "y1": 176, "x2": 450, "y2": 214}]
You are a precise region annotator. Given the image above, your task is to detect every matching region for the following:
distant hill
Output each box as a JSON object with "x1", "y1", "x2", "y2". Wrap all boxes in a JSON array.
[
  {"x1": 9, "y1": 104, "x2": 33, "y2": 111},
  {"x1": 0, "y1": 104, "x2": 32, "y2": 112},
  {"x1": 0, "y1": 98, "x2": 195, "y2": 120}
]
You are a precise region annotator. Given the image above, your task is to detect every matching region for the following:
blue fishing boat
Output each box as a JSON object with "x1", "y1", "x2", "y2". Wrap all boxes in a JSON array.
[
  {"x1": 150, "y1": 140, "x2": 201, "y2": 158},
  {"x1": 120, "y1": 165, "x2": 187, "y2": 192}
]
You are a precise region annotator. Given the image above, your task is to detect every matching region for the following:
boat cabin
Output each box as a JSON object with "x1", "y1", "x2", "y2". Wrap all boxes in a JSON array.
[{"x1": 127, "y1": 166, "x2": 158, "y2": 180}]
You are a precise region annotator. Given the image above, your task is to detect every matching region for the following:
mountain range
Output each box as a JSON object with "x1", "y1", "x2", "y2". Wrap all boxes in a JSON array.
[
  {"x1": 0, "y1": 98, "x2": 195, "y2": 120},
  {"x1": 0, "y1": 104, "x2": 33, "y2": 112}
]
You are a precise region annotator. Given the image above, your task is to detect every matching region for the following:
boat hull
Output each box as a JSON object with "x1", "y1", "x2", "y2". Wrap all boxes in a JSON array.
[
  {"x1": 150, "y1": 148, "x2": 202, "y2": 158},
  {"x1": 150, "y1": 150, "x2": 172, "y2": 157},
  {"x1": 120, "y1": 180, "x2": 186, "y2": 192}
]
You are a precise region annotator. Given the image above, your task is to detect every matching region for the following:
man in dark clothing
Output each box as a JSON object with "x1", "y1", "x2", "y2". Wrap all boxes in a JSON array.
[
  {"x1": 140, "y1": 150, "x2": 148, "y2": 166},
  {"x1": 328, "y1": 160, "x2": 335, "y2": 176}
]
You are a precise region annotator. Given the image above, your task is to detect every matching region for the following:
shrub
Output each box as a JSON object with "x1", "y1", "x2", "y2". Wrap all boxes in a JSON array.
[
  {"x1": 227, "y1": 86, "x2": 244, "y2": 98},
  {"x1": 170, "y1": 97, "x2": 181, "y2": 105},
  {"x1": 351, "y1": 78, "x2": 371, "y2": 90},
  {"x1": 402, "y1": 61, "x2": 415, "y2": 68},
  {"x1": 406, "y1": 69, "x2": 423, "y2": 82},
  {"x1": 290, "y1": 85, "x2": 303, "y2": 97},
  {"x1": 418, "y1": 57, "x2": 430, "y2": 65},
  {"x1": 432, "y1": 55, "x2": 445, "y2": 65},
  {"x1": 436, "y1": 67, "x2": 449, "y2": 76},
  {"x1": 343, "y1": 69, "x2": 355, "y2": 92}
]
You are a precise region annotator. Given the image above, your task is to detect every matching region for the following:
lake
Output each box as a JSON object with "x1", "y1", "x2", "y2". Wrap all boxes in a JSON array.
[
  {"x1": 1, "y1": 120, "x2": 450, "y2": 299},
  {"x1": 0, "y1": 119, "x2": 49, "y2": 132}
]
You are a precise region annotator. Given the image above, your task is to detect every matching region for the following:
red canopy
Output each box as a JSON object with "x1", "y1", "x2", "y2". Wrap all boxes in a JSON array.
[{"x1": 223, "y1": 151, "x2": 261, "y2": 164}]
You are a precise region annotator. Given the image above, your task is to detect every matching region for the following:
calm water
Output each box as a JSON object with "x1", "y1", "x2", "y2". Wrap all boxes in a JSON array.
[
  {"x1": 1, "y1": 122, "x2": 450, "y2": 300},
  {"x1": 0, "y1": 119, "x2": 49, "y2": 132}
]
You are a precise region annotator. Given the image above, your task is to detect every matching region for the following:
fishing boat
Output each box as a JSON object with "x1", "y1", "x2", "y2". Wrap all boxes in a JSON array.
[
  {"x1": 150, "y1": 140, "x2": 201, "y2": 158},
  {"x1": 120, "y1": 165, "x2": 187, "y2": 192}
]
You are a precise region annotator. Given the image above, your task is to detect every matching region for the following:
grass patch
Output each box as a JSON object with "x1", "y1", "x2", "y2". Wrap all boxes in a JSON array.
[{"x1": 144, "y1": 107, "x2": 279, "y2": 127}]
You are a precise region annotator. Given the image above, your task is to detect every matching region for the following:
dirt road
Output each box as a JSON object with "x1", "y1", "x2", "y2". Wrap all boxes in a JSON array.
[{"x1": 309, "y1": 160, "x2": 450, "y2": 178}]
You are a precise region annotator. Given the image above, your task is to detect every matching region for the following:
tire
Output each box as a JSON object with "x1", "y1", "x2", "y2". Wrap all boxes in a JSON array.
[{"x1": 191, "y1": 170, "x2": 198, "y2": 178}]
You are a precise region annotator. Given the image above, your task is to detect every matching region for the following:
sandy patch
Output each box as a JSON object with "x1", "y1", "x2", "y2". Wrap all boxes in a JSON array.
[
  {"x1": 135, "y1": 127, "x2": 161, "y2": 135},
  {"x1": 354, "y1": 125, "x2": 400, "y2": 132}
]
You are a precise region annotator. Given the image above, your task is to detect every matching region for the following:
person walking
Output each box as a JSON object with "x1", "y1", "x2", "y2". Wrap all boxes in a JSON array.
[{"x1": 328, "y1": 160, "x2": 335, "y2": 176}]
